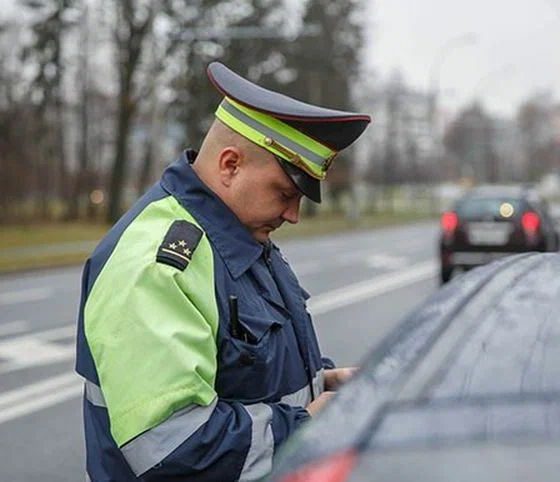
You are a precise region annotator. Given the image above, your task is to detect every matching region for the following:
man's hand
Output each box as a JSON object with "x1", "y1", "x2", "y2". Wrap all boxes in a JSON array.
[
  {"x1": 306, "y1": 391, "x2": 335, "y2": 416},
  {"x1": 305, "y1": 368, "x2": 357, "y2": 417},
  {"x1": 324, "y1": 367, "x2": 357, "y2": 391}
]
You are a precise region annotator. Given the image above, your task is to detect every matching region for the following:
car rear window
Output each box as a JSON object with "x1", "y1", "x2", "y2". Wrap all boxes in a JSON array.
[{"x1": 455, "y1": 197, "x2": 524, "y2": 220}]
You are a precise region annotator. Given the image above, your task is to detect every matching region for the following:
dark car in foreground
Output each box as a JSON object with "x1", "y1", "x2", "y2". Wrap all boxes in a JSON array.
[
  {"x1": 439, "y1": 185, "x2": 558, "y2": 283},
  {"x1": 266, "y1": 253, "x2": 560, "y2": 482}
]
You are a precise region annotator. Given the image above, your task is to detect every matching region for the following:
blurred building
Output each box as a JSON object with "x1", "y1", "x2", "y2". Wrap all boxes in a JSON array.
[
  {"x1": 364, "y1": 77, "x2": 438, "y2": 184},
  {"x1": 517, "y1": 93, "x2": 560, "y2": 181}
]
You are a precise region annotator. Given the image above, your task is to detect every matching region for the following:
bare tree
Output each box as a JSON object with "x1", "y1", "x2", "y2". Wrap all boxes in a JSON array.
[
  {"x1": 444, "y1": 103, "x2": 498, "y2": 182},
  {"x1": 1, "y1": 0, "x2": 371, "y2": 223},
  {"x1": 517, "y1": 95, "x2": 559, "y2": 181},
  {"x1": 0, "y1": 22, "x2": 26, "y2": 222},
  {"x1": 160, "y1": 0, "x2": 293, "y2": 149},
  {"x1": 107, "y1": 0, "x2": 156, "y2": 222},
  {"x1": 284, "y1": 0, "x2": 368, "y2": 213},
  {"x1": 21, "y1": 0, "x2": 79, "y2": 218}
]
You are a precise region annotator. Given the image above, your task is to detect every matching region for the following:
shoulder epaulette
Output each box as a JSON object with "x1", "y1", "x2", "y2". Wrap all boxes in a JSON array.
[{"x1": 156, "y1": 220, "x2": 203, "y2": 271}]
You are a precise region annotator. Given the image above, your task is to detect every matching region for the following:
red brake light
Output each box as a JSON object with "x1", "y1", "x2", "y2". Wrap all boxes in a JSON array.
[
  {"x1": 521, "y1": 211, "x2": 540, "y2": 233},
  {"x1": 279, "y1": 451, "x2": 358, "y2": 482},
  {"x1": 441, "y1": 211, "x2": 458, "y2": 233}
]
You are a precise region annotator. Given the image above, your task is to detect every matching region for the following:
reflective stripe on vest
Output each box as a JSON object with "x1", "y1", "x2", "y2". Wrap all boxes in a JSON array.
[
  {"x1": 280, "y1": 368, "x2": 324, "y2": 408},
  {"x1": 121, "y1": 397, "x2": 218, "y2": 476},
  {"x1": 85, "y1": 380, "x2": 106, "y2": 407},
  {"x1": 239, "y1": 403, "x2": 274, "y2": 482}
]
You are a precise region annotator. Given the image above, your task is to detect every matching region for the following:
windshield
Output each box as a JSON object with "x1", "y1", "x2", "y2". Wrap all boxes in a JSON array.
[{"x1": 455, "y1": 197, "x2": 524, "y2": 221}]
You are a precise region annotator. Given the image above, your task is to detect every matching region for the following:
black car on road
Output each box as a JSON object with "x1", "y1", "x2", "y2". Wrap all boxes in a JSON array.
[
  {"x1": 265, "y1": 253, "x2": 560, "y2": 482},
  {"x1": 439, "y1": 185, "x2": 558, "y2": 283}
]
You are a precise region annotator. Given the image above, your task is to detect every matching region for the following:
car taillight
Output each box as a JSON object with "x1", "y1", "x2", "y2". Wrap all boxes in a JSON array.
[
  {"x1": 521, "y1": 211, "x2": 540, "y2": 234},
  {"x1": 441, "y1": 211, "x2": 458, "y2": 233},
  {"x1": 278, "y1": 451, "x2": 358, "y2": 482}
]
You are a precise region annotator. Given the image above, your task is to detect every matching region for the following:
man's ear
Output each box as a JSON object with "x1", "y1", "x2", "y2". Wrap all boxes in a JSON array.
[{"x1": 217, "y1": 147, "x2": 243, "y2": 187}]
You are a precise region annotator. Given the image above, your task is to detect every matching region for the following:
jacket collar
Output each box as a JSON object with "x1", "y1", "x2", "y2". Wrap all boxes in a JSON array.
[{"x1": 160, "y1": 150, "x2": 264, "y2": 279}]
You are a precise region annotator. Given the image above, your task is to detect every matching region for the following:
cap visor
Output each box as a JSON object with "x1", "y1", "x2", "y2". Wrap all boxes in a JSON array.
[{"x1": 277, "y1": 159, "x2": 321, "y2": 203}]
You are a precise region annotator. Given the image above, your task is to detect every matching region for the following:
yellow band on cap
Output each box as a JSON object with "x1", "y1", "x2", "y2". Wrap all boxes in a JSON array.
[{"x1": 215, "y1": 98, "x2": 337, "y2": 180}]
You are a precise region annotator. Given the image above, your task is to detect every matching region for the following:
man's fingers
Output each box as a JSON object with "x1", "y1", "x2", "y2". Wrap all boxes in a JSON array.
[
  {"x1": 324, "y1": 367, "x2": 358, "y2": 391},
  {"x1": 339, "y1": 367, "x2": 357, "y2": 382},
  {"x1": 306, "y1": 391, "x2": 335, "y2": 416}
]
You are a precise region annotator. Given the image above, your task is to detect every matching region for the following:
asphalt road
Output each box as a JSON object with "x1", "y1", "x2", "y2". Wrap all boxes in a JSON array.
[{"x1": 0, "y1": 221, "x2": 439, "y2": 482}]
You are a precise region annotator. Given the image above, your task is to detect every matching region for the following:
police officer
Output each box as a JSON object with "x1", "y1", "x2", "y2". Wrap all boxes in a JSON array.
[{"x1": 76, "y1": 62, "x2": 371, "y2": 481}]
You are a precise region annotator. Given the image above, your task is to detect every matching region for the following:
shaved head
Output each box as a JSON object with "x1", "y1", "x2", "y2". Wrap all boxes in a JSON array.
[
  {"x1": 197, "y1": 120, "x2": 267, "y2": 168},
  {"x1": 190, "y1": 118, "x2": 302, "y2": 242}
]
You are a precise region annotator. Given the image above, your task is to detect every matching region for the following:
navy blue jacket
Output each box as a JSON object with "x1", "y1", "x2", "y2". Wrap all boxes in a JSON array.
[{"x1": 76, "y1": 151, "x2": 332, "y2": 481}]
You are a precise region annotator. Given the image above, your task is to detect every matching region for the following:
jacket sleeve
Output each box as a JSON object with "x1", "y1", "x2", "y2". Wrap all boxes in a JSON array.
[
  {"x1": 322, "y1": 357, "x2": 336, "y2": 370},
  {"x1": 115, "y1": 258, "x2": 311, "y2": 481},
  {"x1": 84, "y1": 238, "x2": 310, "y2": 482},
  {"x1": 140, "y1": 399, "x2": 310, "y2": 482}
]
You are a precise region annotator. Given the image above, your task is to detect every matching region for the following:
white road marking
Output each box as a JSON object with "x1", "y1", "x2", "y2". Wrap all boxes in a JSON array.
[
  {"x1": 336, "y1": 252, "x2": 363, "y2": 263},
  {"x1": 295, "y1": 252, "x2": 411, "y2": 276},
  {"x1": 0, "y1": 372, "x2": 81, "y2": 425},
  {"x1": 0, "y1": 260, "x2": 436, "y2": 422},
  {"x1": 313, "y1": 239, "x2": 348, "y2": 250},
  {"x1": 0, "y1": 338, "x2": 76, "y2": 374},
  {"x1": 0, "y1": 320, "x2": 29, "y2": 337},
  {"x1": 0, "y1": 324, "x2": 76, "y2": 375},
  {"x1": 34, "y1": 324, "x2": 76, "y2": 341},
  {"x1": 308, "y1": 260, "x2": 437, "y2": 315},
  {"x1": 0, "y1": 372, "x2": 77, "y2": 409},
  {"x1": 366, "y1": 254, "x2": 408, "y2": 270},
  {"x1": 293, "y1": 262, "x2": 321, "y2": 276},
  {"x1": 0, "y1": 287, "x2": 54, "y2": 306}
]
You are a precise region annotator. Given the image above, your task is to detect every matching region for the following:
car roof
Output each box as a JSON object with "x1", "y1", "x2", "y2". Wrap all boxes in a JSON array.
[
  {"x1": 462, "y1": 184, "x2": 539, "y2": 201},
  {"x1": 267, "y1": 253, "x2": 560, "y2": 481}
]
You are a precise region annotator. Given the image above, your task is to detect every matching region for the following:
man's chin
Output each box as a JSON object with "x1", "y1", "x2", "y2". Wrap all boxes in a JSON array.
[{"x1": 253, "y1": 226, "x2": 278, "y2": 242}]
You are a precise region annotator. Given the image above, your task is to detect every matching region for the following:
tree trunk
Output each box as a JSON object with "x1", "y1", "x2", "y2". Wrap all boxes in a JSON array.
[
  {"x1": 68, "y1": 5, "x2": 90, "y2": 220},
  {"x1": 137, "y1": 138, "x2": 153, "y2": 197},
  {"x1": 137, "y1": 93, "x2": 163, "y2": 196},
  {"x1": 107, "y1": 92, "x2": 133, "y2": 223},
  {"x1": 55, "y1": 95, "x2": 68, "y2": 218},
  {"x1": 106, "y1": 1, "x2": 154, "y2": 223}
]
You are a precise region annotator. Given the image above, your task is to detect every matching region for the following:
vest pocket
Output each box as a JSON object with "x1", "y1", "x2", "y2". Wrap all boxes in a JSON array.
[
  {"x1": 236, "y1": 311, "x2": 283, "y2": 344},
  {"x1": 217, "y1": 313, "x2": 285, "y2": 402}
]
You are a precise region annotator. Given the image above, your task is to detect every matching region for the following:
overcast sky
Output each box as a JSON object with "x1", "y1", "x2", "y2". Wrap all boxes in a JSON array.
[
  {"x1": 4, "y1": 0, "x2": 558, "y2": 119},
  {"x1": 365, "y1": 0, "x2": 560, "y2": 118}
]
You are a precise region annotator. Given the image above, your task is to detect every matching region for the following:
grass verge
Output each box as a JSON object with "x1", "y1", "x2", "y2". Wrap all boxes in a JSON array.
[
  {"x1": 273, "y1": 210, "x2": 435, "y2": 239},
  {"x1": 0, "y1": 223, "x2": 110, "y2": 249},
  {"x1": 0, "y1": 223, "x2": 110, "y2": 274},
  {"x1": 0, "y1": 211, "x2": 435, "y2": 274}
]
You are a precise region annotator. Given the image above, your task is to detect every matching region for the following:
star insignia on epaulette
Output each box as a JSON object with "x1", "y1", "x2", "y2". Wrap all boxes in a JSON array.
[{"x1": 156, "y1": 220, "x2": 203, "y2": 271}]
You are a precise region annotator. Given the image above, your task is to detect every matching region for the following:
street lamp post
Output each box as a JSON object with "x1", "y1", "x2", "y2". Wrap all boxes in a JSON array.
[
  {"x1": 471, "y1": 63, "x2": 515, "y2": 103},
  {"x1": 428, "y1": 33, "x2": 477, "y2": 180},
  {"x1": 469, "y1": 64, "x2": 517, "y2": 183},
  {"x1": 428, "y1": 32, "x2": 477, "y2": 131}
]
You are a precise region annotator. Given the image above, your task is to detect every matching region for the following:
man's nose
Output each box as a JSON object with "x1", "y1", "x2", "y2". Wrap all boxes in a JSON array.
[{"x1": 282, "y1": 197, "x2": 301, "y2": 224}]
